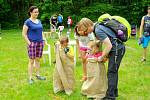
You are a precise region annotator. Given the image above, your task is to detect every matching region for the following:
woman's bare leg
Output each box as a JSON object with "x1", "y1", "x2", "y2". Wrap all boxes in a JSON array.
[{"x1": 28, "y1": 59, "x2": 34, "y2": 80}]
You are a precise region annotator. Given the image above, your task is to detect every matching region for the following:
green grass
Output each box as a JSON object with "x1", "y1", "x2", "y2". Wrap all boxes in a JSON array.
[{"x1": 0, "y1": 29, "x2": 150, "y2": 100}]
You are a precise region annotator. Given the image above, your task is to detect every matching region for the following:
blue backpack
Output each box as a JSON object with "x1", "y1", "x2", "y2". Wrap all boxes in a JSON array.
[{"x1": 58, "y1": 15, "x2": 63, "y2": 23}]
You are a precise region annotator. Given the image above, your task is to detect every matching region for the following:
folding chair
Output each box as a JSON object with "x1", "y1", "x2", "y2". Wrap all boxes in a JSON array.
[{"x1": 42, "y1": 38, "x2": 51, "y2": 66}]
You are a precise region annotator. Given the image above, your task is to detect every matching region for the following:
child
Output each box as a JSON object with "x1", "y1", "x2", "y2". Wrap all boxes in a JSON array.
[
  {"x1": 81, "y1": 40, "x2": 107, "y2": 99},
  {"x1": 74, "y1": 26, "x2": 95, "y2": 81},
  {"x1": 53, "y1": 36, "x2": 75, "y2": 95},
  {"x1": 67, "y1": 16, "x2": 72, "y2": 32}
]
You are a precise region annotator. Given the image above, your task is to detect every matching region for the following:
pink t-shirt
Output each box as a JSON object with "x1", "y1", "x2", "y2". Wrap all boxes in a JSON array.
[
  {"x1": 86, "y1": 52, "x2": 102, "y2": 58},
  {"x1": 67, "y1": 18, "x2": 71, "y2": 24}
]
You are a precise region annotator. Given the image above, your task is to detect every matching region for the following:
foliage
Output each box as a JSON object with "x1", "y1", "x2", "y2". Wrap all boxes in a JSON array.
[
  {"x1": 80, "y1": 3, "x2": 116, "y2": 22},
  {"x1": 0, "y1": 0, "x2": 150, "y2": 29}
]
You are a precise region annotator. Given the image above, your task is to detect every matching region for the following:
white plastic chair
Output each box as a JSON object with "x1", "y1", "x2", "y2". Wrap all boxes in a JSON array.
[
  {"x1": 43, "y1": 32, "x2": 51, "y2": 38},
  {"x1": 42, "y1": 39, "x2": 51, "y2": 66}
]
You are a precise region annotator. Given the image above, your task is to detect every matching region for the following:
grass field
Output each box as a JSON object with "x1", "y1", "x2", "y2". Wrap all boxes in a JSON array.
[{"x1": 0, "y1": 29, "x2": 150, "y2": 100}]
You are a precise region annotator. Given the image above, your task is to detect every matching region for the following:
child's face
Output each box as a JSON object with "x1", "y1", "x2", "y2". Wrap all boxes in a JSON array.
[{"x1": 91, "y1": 45, "x2": 99, "y2": 54}]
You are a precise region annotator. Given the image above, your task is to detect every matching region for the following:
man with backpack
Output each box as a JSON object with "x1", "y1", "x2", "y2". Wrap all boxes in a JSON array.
[
  {"x1": 75, "y1": 15, "x2": 130, "y2": 100},
  {"x1": 57, "y1": 14, "x2": 63, "y2": 27},
  {"x1": 139, "y1": 6, "x2": 150, "y2": 62}
]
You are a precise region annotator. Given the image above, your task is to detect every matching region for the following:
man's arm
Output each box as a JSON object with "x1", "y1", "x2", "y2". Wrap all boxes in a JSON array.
[
  {"x1": 139, "y1": 16, "x2": 145, "y2": 38},
  {"x1": 101, "y1": 37, "x2": 112, "y2": 59},
  {"x1": 95, "y1": 27, "x2": 112, "y2": 60}
]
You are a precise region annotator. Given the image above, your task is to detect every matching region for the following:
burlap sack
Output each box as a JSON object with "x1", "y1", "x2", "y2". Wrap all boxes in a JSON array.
[
  {"x1": 53, "y1": 44, "x2": 75, "y2": 95},
  {"x1": 81, "y1": 58, "x2": 107, "y2": 99}
]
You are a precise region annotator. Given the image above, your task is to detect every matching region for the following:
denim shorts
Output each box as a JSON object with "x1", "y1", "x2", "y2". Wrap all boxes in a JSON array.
[{"x1": 142, "y1": 36, "x2": 150, "y2": 48}]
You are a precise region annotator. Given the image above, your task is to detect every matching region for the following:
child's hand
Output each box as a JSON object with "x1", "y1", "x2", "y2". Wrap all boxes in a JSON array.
[
  {"x1": 97, "y1": 56, "x2": 108, "y2": 63},
  {"x1": 102, "y1": 57, "x2": 108, "y2": 63},
  {"x1": 97, "y1": 56, "x2": 104, "y2": 62}
]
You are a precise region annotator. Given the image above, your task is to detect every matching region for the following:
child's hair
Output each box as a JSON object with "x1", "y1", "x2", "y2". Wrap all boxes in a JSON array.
[
  {"x1": 88, "y1": 40, "x2": 102, "y2": 54},
  {"x1": 59, "y1": 36, "x2": 69, "y2": 44},
  {"x1": 76, "y1": 18, "x2": 93, "y2": 34},
  {"x1": 88, "y1": 40, "x2": 100, "y2": 49}
]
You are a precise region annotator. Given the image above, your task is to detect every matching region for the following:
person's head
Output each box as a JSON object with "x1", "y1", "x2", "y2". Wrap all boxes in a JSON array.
[
  {"x1": 88, "y1": 40, "x2": 100, "y2": 54},
  {"x1": 147, "y1": 6, "x2": 150, "y2": 15},
  {"x1": 59, "y1": 36, "x2": 69, "y2": 48},
  {"x1": 28, "y1": 6, "x2": 39, "y2": 18},
  {"x1": 75, "y1": 18, "x2": 94, "y2": 36},
  {"x1": 68, "y1": 16, "x2": 71, "y2": 19}
]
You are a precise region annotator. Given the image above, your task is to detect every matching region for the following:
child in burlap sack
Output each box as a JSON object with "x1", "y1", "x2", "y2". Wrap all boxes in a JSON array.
[
  {"x1": 53, "y1": 36, "x2": 75, "y2": 95},
  {"x1": 81, "y1": 40, "x2": 108, "y2": 99}
]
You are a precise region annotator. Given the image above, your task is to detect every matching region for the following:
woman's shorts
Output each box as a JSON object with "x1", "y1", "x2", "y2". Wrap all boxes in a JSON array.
[{"x1": 27, "y1": 41, "x2": 44, "y2": 59}]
